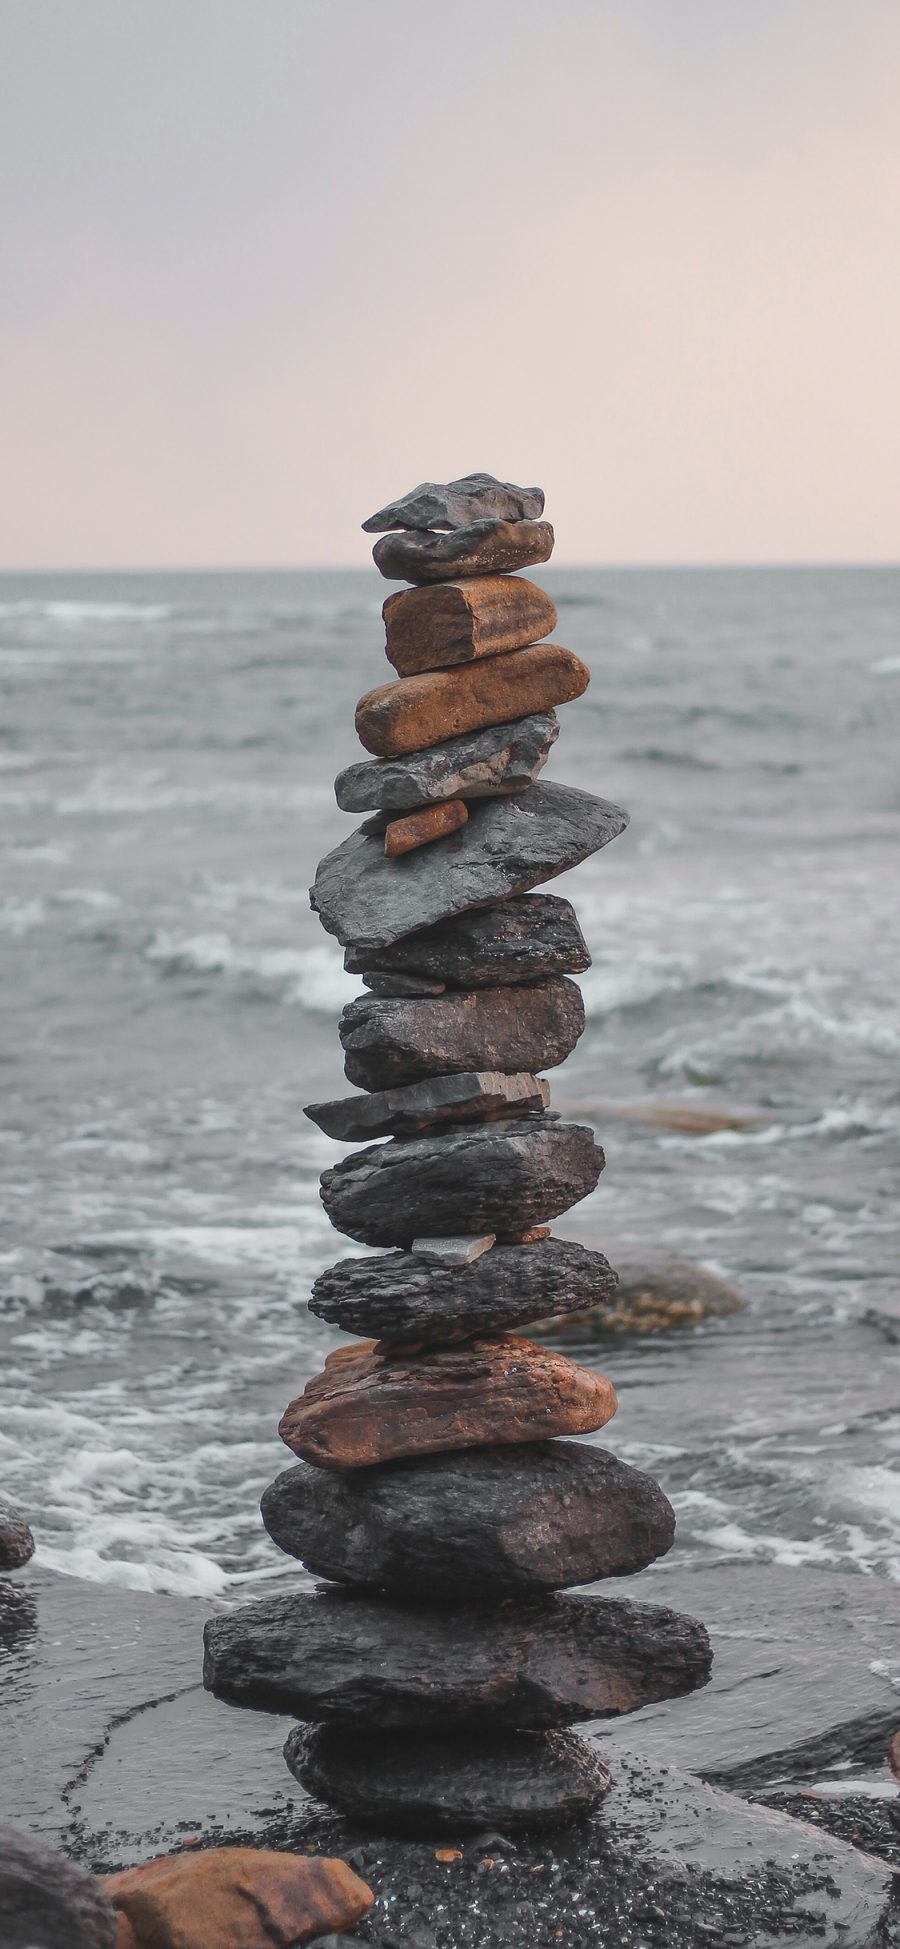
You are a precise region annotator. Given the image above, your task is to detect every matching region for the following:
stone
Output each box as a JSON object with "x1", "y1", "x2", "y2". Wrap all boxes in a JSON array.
[
  {"x1": 310, "y1": 1238, "x2": 617, "y2": 1345},
  {"x1": 530, "y1": 1258, "x2": 748, "y2": 1337},
  {"x1": 278, "y1": 1336, "x2": 618, "y2": 1470},
  {"x1": 362, "y1": 970, "x2": 446, "y2": 996},
  {"x1": 409, "y1": 1235, "x2": 495, "y2": 1265},
  {"x1": 355, "y1": 641, "x2": 585, "y2": 755},
  {"x1": 319, "y1": 1118, "x2": 604, "y2": 1248},
  {"x1": 0, "y1": 1500, "x2": 35, "y2": 1570},
  {"x1": 345, "y1": 891, "x2": 591, "y2": 987},
  {"x1": 204, "y1": 1586, "x2": 711, "y2": 1728},
  {"x1": 314, "y1": 783, "x2": 626, "y2": 952},
  {"x1": 260, "y1": 1440, "x2": 675, "y2": 1596},
  {"x1": 383, "y1": 575, "x2": 557, "y2": 675},
  {"x1": 286, "y1": 1724, "x2": 609, "y2": 1834},
  {"x1": 0, "y1": 1823, "x2": 117, "y2": 1949},
  {"x1": 362, "y1": 473, "x2": 545, "y2": 533},
  {"x1": 104, "y1": 1847, "x2": 373, "y2": 1948},
  {"x1": 304, "y1": 1070, "x2": 549, "y2": 1142},
  {"x1": 373, "y1": 517, "x2": 554, "y2": 584},
  {"x1": 338, "y1": 979, "x2": 584, "y2": 1090},
  {"x1": 384, "y1": 797, "x2": 468, "y2": 855},
  {"x1": 335, "y1": 711, "x2": 559, "y2": 813}
]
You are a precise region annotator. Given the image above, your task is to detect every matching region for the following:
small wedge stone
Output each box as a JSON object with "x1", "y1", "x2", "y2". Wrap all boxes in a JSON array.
[
  {"x1": 384, "y1": 798, "x2": 468, "y2": 856},
  {"x1": 362, "y1": 473, "x2": 545, "y2": 533},
  {"x1": 373, "y1": 517, "x2": 554, "y2": 584},
  {"x1": 335, "y1": 712, "x2": 558, "y2": 813},
  {"x1": 410, "y1": 1235, "x2": 495, "y2": 1264},
  {"x1": 362, "y1": 970, "x2": 446, "y2": 996},
  {"x1": 304, "y1": 1071, "x2": 549, "y2": 1142},
  {"x1": 355, "y1": 641, "x2": 586, "y2": 756},
  {"x1": 384, "y1": 575, "x2": 557, "y2": 675}
]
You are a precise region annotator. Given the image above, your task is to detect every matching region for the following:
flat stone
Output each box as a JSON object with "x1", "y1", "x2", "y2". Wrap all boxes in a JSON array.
[
  {"x1": 362, "y1": 970, "x2": 446, "y2": 996},
  {"x1": 304, "y1": 1070, "x2": 549, "y2": 1142},
  {"x1": 384, "y1": 575, "x2": 557, "y2": 675},
  {"x1": 319, "y1": 1118, "x2": 604, "y2": 1248},
  {"x1": 309, "y1": 1238, "x2": 618, "y2": 1346},
  {"x1": 409, "y1": 1234, "x2": 495, "y2": 1265},
  {"x1": 384, "y1": 797, "x2": 468, "y2": 855},
  {"x1": 335, "y1": 711, "x2": 559, "y2": 813},
  {"x1": 104, "y1": 1847, "x2": 373, "y2": 1948},
  {"x1": 362, "y1": 473, "x2": 545, "y2": 533},
  {"x1": 0, "y1": 1501, "x2": 35, "y2": 1570},
  {"x1": 346, "y1": 891, "x2": 591, "y2": 987},
  {"x1": 278, "y1": 1336, "x2": 618, "y2": 1470},
  {"x1": 0, "y1": 1823, "x2": 117, "y2": 1949},
  {"x1": 373, "y1": 518, "x2": 554, "y2": 584},
  {"x1": 530, "y1": 1258, "x2": 748, "y2": 1337},
  {"x1": 260, "y1": 1440, "x2": 675, "y2": 1596},
  {"x1": 204, "y1": 1587, "x2": 711, "y2": 1728},
  {"x1": 315, "y1": 782, "x2": 626, "y2": 952},
  {"x1": 355, "y1": 641, "x2": 585, "y2": 756},
  {"x1": 338, "y1": 978, "x2": 584, "y2": 1090}
]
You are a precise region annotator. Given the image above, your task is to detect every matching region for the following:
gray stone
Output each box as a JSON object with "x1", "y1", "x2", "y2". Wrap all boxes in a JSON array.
[
  {"x1": 204, "y1": 1587, "x2": 712, "y2": 1729},
  {"x1": 309, "y1": 1238, "x2": 618, "y2": 1346},
  {"x1": 362, "y1": 971, "x2": 446, "y2": 996},
  {"x1": 373, "y1": 518, "x2": 555, "y2": 584},
  {"x1": 260, "y1": 1440, "x2": 674, "y2": 1596},
  {"x1": 0, "y1": 1824, "x2": 117, "y2": 1949},
  {"x1": 361, "y1": 473, "x2": 545, "y2": 533},
  {"x1": 0, "y1": 1501, "x2": 34, "y2": 1571},
  {"x1": 313, "y1": 782, "x2": 628, "y2": 951},
  {"x1": 334, "y1": 712, "x2": 558, "y2": 814},
  {"x1": 304, "y1": 1070, "x2": 549, "y2": 1142},
  {"x1": 338, "y1": 978, "x2": 584, "y2": 1091},
  {"x1": 319, "y1": 1118, "x2": 604, "y2": 1248},
  {"x1": 345, "y1": 891, "x2": 591, "y2": 988}
]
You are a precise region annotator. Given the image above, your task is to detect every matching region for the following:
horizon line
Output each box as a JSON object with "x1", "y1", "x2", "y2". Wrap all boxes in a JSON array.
[{"x1": 1, "y1": 558, "x2": 898, "y2": 576}]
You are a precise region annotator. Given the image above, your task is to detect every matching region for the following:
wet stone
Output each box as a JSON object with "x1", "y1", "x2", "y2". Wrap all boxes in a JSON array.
[
  {"x1": 304, "y1": 1069, "x2": 549, "y2": 1142},
  {"x1": 0, "y1": 1823, "x2": 117, "y2": 1949},
  {"x1": 531, "y1": 1257, "x2": 748, "y2": 1337},
  {"x1": 278, "y1": 1335, "x2": 617, "y2": 1470},
  {"x1": 0, "y1": 1502, "x2": 35, "y2": 1571},
  {"x1": 319, "y1": 1118, "x2": 604, "y2": 1248},
  {"x1": 260, "y1": 1440, "x2": 675, "y2": 1596},
  {"x1": 361, "y1": 970, "x2": 446, "y2": 996},
  {"x1": 384, "y1": 798, "x2": 467, "y2": 855},
  {"x1": 204, "y1": 1586, "x2": 712, "y2": 1728},
  {"x1": 105, "y1": 1846, "x2": 373, "y2": 1948},
  {"x1": 334, "y1": 711, "x2": 559, "y2": 814},
  {"x1": 409, "y1": 1234, "x2": 495, "y2": 1265},
  {"x1": 345, "y1": 891, "x2": 591, "y2": 988},
  {"x1": 309, "y1": 1238, "x2": 618, "y2": 1346},
  {"x1": 362, "y1": 473, "x2": 545, "y2": 533},
  {"x1": 355, "y1": 641, "x2": 585, "y2": 756},
  {"x1": 383, "y1": 575, "x2": 557, "y2": 676},
  {"x1": 372, "y1": 517, "x2": 554, "y2": 585},
  {"x1": 338, "y1": 979, "x2": 584, "y2": 1091}
]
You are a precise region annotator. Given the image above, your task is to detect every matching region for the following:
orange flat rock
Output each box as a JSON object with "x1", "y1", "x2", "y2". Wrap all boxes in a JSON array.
[
  {"x1": 355, "y1": 643, "x2": 590, "y2": 758},
  {"x1": 104, "y1": 1846, "x2": 373, "y2": 1947},
  {"x1": 384, "y1": 798, "x2": 468, "y2": 856}
]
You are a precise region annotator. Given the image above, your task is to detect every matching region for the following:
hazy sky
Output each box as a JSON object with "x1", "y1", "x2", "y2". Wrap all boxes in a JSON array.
[{"x1": 2, "y1": 0, "x2": 899, "y2": 567}]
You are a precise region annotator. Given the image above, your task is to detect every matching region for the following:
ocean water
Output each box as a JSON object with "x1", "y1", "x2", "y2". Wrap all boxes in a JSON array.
[{"x1": 0, "y1": 566, "x2": 898, "y2": 1605}]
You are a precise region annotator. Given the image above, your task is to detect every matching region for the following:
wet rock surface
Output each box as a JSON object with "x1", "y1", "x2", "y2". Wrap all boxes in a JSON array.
[
  {"x1": 334, "y1": 711, "x2": 559, "y2": 814},
  {"x1": 354, "y1": 642, "x2": 587, "y2": 757},
  {"x1": 345, "y1": 891, "x2": 591, "y2": 987},
  {"x1": 0, "y1": 1499, "x2": 35, "y2": 1570},
  {"x1": 104, "y1": 1844, "x2": 373, "y2": 1948},
  {"x1": 0, "y1": 1823, "x2": 117, "y2": 1949},
  {"x1": 277, "y1": 1336, "x2": 618, "y2": 1470},
  {"x1": 309, "y1": 1238, "x2": 619, "y2": 1345},
  {"x1": 204, "y1": 1587, "x2": 712, "y2": 1729},
  {"x1": 372, "y1": 517, "x2": 554, "y2": 584},
  {"x1": 313, "y1": 782, "x2": 627, "y2": 949},
  {"x1": 304, "y1": 1070, "x2": 549, "y2": 1142},
  {"x1": 260, "y1": 1441, "x2": 675, "y2": 1596},
  {"x1": 319, "y1": 1119, "x2": 604, "y2": 1247},
  {"x1": 362, "y1": 473, "x2": 545, "y2": 533},
  {"x1": 338, "y1": 979, "x2": 584, "y2": 1090},
  {"x1": 531, "y1": 1258, "x2": 748, "y2": 1336},
  {"x1": 383, "y1": 575, "x2": 557, "y2": 675}
]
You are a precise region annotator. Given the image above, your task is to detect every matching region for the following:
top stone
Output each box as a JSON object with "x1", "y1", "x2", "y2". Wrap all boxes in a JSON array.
[
  {"x1": 362, "y1": 473, "x2": 545, "y2": 533},
  {"x1": 374, "y1": 519, "x2": 554, "y2": 585}
]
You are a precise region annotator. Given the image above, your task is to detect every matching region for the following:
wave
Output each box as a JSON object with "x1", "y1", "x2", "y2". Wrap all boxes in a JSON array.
[
  {"x1": 144, "y1": 932, "x2": 355, "y2": 1009},
  {"x1": 0, "y1": 600, "x2": 173, "y2": 623}
]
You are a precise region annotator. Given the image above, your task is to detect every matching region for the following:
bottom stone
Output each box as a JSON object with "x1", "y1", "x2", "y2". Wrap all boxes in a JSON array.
[{"x1": 285, "y1": 1725, "x2": 610, "y2": 1834}]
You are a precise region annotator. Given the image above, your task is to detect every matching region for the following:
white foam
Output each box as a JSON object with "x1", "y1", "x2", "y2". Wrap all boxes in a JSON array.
[{"x1": 144, "y1": 932, "x2": 355, "y2": 1010}]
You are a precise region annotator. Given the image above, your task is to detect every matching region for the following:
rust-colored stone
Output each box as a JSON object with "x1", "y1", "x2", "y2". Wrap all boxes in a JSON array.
[
  {"x1": 115, "y1": 1921, "x2": 138, "y2": 1949},
  {"x1": 355, "y1": 643, "x2": 590, "y2": 758},
  {"x1": 278, "y1": 1335, "x2": 617, "y2": 1470},
  {"x1": 383, "y1": 575, "x2": 557, "y2": 676},
  {"x1": 104, "y1": 1846, "x2": 373, "y2": 1947},
  {"x1": 384, "y1": 798, "x2": 468, "y2": 856},
  {"x1": 497, "y1": 1225, "x2": 552, "y2": 1245}
]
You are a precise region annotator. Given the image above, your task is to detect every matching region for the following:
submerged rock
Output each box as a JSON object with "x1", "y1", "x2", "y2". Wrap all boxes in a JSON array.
[
  {"x1": 355, "y1": 641, "x2": 586, "y2": 756},
  {"x1": 362, "y1": 473, "x2": 545, "y2": 533},
  {"x1": 531, "y1": 1258, "x2": 748, "y2": 1336},
  {"x1": 309, "y1": 1238, "x2": 618, "y2": 1345},
  {"x1": 372, "y1": 517, "x2": 554, "y2": 584},
  {"x1": 0, "y1": 1823, "x2": 117, "y2": 1949},
  {"x1": 304, "y1": 1070, "x2": 549, "y2": 1142},
  {"x1": 260, "y1": 1440, "x2": 675, "y2": 1596},
  {"x1": 383, "y1": 574, "x2": 557, "y2": 674},
  {"x1": 334, "y1": 711, "x2": 559, "y2": 813},
  {"x1": 104, "y1": 1846, "x2": 373, "y2": 1947},
  {"x1": 0, "y1": 1501, "x2": 35, "y2": 1571},
  {"x1": 345, "y1": 890, "x2": 591, "y2": 987},
  {"x1": 338, "y1": 978, "x2": 584, "y2": 1091}
]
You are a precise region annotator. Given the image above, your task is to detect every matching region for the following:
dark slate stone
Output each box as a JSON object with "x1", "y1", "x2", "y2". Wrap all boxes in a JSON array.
[
  {"x1": 345, "y1": 891, "x2": 591, "y2": 988},
  {"x1": 204, "y1": 1587, "x2": 712, "y2": 1729},
  {"x1": 309, "y1": 1238, "x2": 618, "y2": 1346},
  {"x1": 373, "y1": 519, "x2": 554, "y2": 584},
  {"x1": 0, "y1": 1823, "x2": 117, "y2": 1949},
  {"x1": 312, "y1": 781, "x2": 628, "y2": 952},
  {"x1": 0, "y1": 1502, "x2": 35, "y2": 1571},
  {"x1": 334, "y1": 712, "x2": 558, "y2": 814},
  {"x1": 338, "y1": 978, "x2": 584, "y2": 1092},
  {"x1": 361, "y1": 970, "x2": 446, "y2": 997},
  {"x1": 319, "y1": 1118, "x2": 604, "y2": 1248},
  {"x1": 285, "y1": 1724, "x2": 609, "y2": 1834},
  {"x1": 304, "y1": 1070, "x2": 549, "y2": 1143},
  {"x1": 260, "y1": 1441, "x2": 675, "y2": 1596},
  {"x1": 361, "y1": 473, "x2": 545, "y2": 533}
]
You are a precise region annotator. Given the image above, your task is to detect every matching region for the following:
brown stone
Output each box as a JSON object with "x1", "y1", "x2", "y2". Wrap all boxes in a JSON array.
[
  {"x1": 383, "y1": 575, "x2": 557, "y2": 676},
  {"x1": 355, "y1": 642, "x2": 589, "y2": 758},
  {"x1": 278, "y1": 1336, "x2": 617, "y2": 1470},
  {"x1": 373, "y1": 517, "x2": 554, "y2": 584},
  {"x1": 339, "y1": 978, "x2": 585, "y2": 1091},
  {"x1": 104, "y1": 1846, "x2": 373, "y2": 1948},
  {"x1": 384, "y1": 798, "x2": 468, "y2": 856},
  {"x1": 498, "y1": 1225, "x2": 552, "y2": 1245}
]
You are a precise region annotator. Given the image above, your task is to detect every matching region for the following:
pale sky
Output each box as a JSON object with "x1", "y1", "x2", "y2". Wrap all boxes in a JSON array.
[{"x1": 2, "y1": 0, "x2": 899, "y2": 567}]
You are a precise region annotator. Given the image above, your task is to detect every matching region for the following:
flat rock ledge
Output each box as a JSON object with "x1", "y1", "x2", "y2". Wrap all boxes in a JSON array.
[
  {"x1": 334, "y1": 711, "x2": 558, "y2": 813},
  {"x1": 309, "y1": 1238, "x2": 619, "y2": 1346},
  {"x1": 338, "y1": 979, "x2": 585, "y2": 1091},
  {"x1": 260, "y1": 1441, "x2": 675, "y2": 1596},
  {"x1": 345, "y1": 891, "x2": 591, "y2": 988},
  {"x1": 304, "y1": 1070, "x2": 550, "y2": 1142}
]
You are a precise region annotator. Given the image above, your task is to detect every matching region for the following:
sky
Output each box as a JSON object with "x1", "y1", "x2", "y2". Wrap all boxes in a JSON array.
[{"x1": 2, "y1": 0, "x2": 899, "y2": 568}]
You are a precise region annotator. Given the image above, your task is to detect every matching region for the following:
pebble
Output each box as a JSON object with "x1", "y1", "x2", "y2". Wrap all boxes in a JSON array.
[
  {"x1": 383, "y1": 575, "x2": 557, "y2": 675},
  {"x1": 309, "y1": 1238, "x2": 618, "y2": 1347},
  {"x1": 372, "y1": 518, "x2": 554, "y2": 585},
  {"x1": 334, "y1": 711, "x2": 558, "y2": 814},
  {"x1": 304, "y1": 1070, "x2": 549, "y2": 1142},
  {"x1": 344, "y1": 892, "x2": 590, "y2": 988},
  {"x1": 384, "y1": 798, "x2": 468, "y2": 856},
  {"x1": 338, "y1": 979, "x2": 584, "y2": 1091},
  {"x1": 354, "y1": 642, "x2": 586, "y2": 756}
]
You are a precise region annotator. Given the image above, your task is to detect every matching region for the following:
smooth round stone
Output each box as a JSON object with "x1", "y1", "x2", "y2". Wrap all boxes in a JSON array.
[
  {"x1": 371, "y1": 517, "x2": 554, "y2": 586},
  {"x1": 355, "y1": 642, "x2": 586, "y2": 758},
  {"x1": 260, "y1": 1441, "x2": 676, "y2": 1597},
  {"x1": 308, "y1": 1238, "x2": 619, "y2": 1346},
  {"x1": 277, "y1": 1336, "x2": 618, "y2": 1470},
  {"x1": 339, "y1": 979, "x2": 585, "y2": 1092},
  {"x1": 203, "y1": 1586, "x2": 712, "y2": 1728},
  {"x1": 285, "y1": 1724, "x2": 610, "y2": 1834}
]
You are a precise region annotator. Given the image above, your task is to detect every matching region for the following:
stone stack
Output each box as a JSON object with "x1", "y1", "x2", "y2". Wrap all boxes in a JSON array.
[{"x1": 204, "y1": 474, "x2": 712, "y2": 1834}]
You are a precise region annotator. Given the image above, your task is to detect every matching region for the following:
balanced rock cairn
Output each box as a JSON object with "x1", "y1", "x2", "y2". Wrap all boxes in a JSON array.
[{"x1": 204, "y1": 474, "x2": 712, "y2": 1834}]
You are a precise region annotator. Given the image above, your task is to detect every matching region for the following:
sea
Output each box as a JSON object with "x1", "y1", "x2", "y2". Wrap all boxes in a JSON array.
[{"x1": 1, "y1": 566, "x2": 898, "y2": 1614}]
